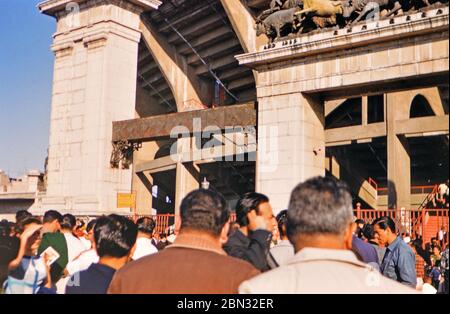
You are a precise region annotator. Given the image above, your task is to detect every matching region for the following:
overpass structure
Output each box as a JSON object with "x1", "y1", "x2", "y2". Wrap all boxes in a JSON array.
[{"x1": 34, "y1": 0, "x2": 449, "y2": 216}]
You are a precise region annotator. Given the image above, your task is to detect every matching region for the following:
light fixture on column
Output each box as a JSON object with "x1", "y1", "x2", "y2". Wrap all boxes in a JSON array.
[{"x1": 201, "y1": 177, "x2": 210, "y2": 190}]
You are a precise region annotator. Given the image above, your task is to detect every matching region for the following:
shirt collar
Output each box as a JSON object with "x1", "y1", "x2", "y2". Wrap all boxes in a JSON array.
[
  {"x1": 387, "y1": 236, "x2": 401, "y2": 252},
  {"x1": 167, "y1": 233, "x2": 226, "y2": 256},
  {"x1": 287, "y1": 247, "x2": 368, "y2": 268}
]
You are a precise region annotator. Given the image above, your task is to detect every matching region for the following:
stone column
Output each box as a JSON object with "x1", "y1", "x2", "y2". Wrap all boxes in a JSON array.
[
  {"x1": 386, "y1": 92, "x2": 411, "y2": 210},
  {"x1": 38, "y1": 0, "x2": 160, "y2": 215},
  {"x1": 257, "y1": 88, "x2": 325, "y2": 213},
  {"x1": 174, "y1": 137, "x2": 199, "y2": 216}
]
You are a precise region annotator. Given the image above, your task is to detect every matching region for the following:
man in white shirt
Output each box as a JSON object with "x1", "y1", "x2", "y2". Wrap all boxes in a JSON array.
[
  {"x1": 66, "y1": 219, "x2": 99, "y2": 275},
  {"x1": 57, "y1": 214, "x2": 87, "y2": 294},
  {"x1": 268, "y1": 210, "x2": 294, "y2": 268},
  {"x1": 239, "y1": 177, "x2": 418, "y2": 294},
  {"x1": 132, "y1": 217, "x2": 158, "y2": 260}
]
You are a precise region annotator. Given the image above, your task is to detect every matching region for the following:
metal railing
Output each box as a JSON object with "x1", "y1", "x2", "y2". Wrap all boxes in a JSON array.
[
  {"x1": 128, "y1": 212, "x2": 238, "y2": 239},
  {"x1": 354, "y1": 208, "x2": 449, "y2": 247}
]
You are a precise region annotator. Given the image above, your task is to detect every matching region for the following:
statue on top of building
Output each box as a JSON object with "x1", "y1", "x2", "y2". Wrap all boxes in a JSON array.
[{"x1": 255, "y1": 0, "x2": 448, "y2": 43}]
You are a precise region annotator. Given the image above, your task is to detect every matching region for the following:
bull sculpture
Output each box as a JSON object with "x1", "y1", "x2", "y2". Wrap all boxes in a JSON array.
[
  {"x1": 256, "y1": 0, "x2": 447, "y2": 42},
  {"x1": 256, "y1": 6, "x2": 303, "y2": 42}
]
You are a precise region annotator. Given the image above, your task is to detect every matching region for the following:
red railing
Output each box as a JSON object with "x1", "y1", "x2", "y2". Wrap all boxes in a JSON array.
[
  {"x1": 129, "y1": 214, "x2": 176, "y2": 237},
  {"x1": 368, "y1": 177, "x2": 378, "y2": 191},
  {"x1": 354, "y1": 208, "x2": 449, "y2": 247},
  {"x1": 128, "y1": 212, "x2": 238, "y2": 239},
  {"x1": 375, "y1": 185, "x2": 438, "y2": 197}
]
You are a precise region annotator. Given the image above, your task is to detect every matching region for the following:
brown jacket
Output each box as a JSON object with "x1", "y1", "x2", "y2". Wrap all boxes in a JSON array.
[{"x1": 108, "y1": 233, "x2": 260, "y2": 294}]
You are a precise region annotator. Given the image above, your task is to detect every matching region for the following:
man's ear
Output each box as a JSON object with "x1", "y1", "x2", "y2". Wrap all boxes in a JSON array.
[
  {"x1": 220, "y1": 222, "x2": 230, "y2": 245},
  {"x1": 174, "y1": 216, "x2": 182, "y2": 235},
  {"x1": 344, "y1": 222, "x2": 356, "y2": 250}
]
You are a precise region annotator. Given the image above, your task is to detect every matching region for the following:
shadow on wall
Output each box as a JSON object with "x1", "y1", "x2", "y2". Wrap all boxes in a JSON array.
[{"x1": 388, "y1": 180, "x2": 398, "y2": 210}]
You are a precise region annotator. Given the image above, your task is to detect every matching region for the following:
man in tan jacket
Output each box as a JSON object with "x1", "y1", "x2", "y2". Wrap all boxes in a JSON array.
[
  {"x1": 108, "y1": 189, "x2": 259, "y2": 294},
  {"x1": 239, "y1": 177, "x2": 419, "y2": 294}
]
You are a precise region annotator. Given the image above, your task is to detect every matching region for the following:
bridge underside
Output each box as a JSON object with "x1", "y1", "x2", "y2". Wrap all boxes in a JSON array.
[{"x1": 36, "y1": 0, "x2": 449, "y2": 217}]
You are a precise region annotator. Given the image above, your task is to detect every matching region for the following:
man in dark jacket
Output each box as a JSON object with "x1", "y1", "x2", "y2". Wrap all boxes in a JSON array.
[{"x1": 224, "y1": 192, "x2": 274, "y2": 271}]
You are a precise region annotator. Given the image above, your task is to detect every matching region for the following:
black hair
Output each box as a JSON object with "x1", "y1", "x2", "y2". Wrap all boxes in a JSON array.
[
  {"x1": 0, "y1": 220, "x2": 10, "y2": 237},
  {"x1": 43, "y1": 210, "x2": 63, "y2": 224},
  {"x1": 76, "y1": 220, "x2": 85, "y2": 230},
  {"x1": 61, "y1": 214, "x2": 77, "y2": 230},
  {"x1": 362, "y1": 224, "x2": 375, "y2": 240},
  {"x1": 86, "y1": 219, "x2": 97, "y2": 233},
  {"x1": 235, "y1": 192, "x2": 269, "y2": 227},
  {"x1": 15, "y1": 210, "x2": 32, "y2": 223},
  {"x1": 355, "y1": 219, "x2": 365, "y2": 225},
  {"x1": 373, "y1": 216, "x2": 396, "y2": 233},
  {"x1": 180, "y1": 189, "x2": 230, "y2": 237},
  {"x1": 276, "y1": 210, "x2": 288, "y2": 238},
  {"x1": 94, "y1": 215, "x2": 138, "y2": 258},
  {"x1": 136, "y1": 217, "x2": 156, "y2": 235}
]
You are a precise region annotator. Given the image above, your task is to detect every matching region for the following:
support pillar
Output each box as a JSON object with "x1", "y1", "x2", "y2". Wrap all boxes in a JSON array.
[
  {"x1": 257, "y1": 92, "x2": 325, "y2": 213},
  {"x1": 386, "y1": 92, "x2": 411, "y2": 209},
  {"x1": 174, "y1": 137, "x2": 199, "y2": 217},
  {"x1": 38, "y1": 0, "x2": 160, "y2": 215}
]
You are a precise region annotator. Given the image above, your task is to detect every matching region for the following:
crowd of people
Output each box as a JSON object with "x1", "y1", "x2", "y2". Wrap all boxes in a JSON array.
[{"x1": 0, "y1": 176, "x2": 448, "y2": 294}]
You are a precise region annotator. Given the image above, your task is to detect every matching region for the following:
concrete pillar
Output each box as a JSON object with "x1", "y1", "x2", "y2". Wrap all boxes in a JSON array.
[
  {"x1": 38, "y1": 0, "x2": 160, "y2": 215},
  {"x1": 132, "y1": 141, "x2": 161, "y2": 215},
  {"x1": 386, "y1": 92, "x2": 411, "y2": 209},
  {"x1": 175, "y1": 162, "x2": 199, "y2": 216},
  {"x1": 257, "y1": 92, "x2": 325, "y2": 213},
  {"x1": 362, "y1": 96, "x2": 368, "y2": 126},
  {"x1": 174, "y1": 137, "x2": 199, "y2": 214}
]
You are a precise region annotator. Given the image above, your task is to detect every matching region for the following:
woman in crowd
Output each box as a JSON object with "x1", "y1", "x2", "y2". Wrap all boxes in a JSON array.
[{"x1": 4, "y1": 217, "x2": 54, "y2": 294}]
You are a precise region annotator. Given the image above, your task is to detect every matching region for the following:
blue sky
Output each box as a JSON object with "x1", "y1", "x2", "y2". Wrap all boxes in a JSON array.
[{"x1": 0, "y1": 1, "x2": 55, "y2": 177}]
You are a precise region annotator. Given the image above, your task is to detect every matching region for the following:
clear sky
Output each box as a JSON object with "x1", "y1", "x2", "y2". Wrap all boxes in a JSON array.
[{"x1": 0, "y1": 0, "x2": 55, "y2": 178}]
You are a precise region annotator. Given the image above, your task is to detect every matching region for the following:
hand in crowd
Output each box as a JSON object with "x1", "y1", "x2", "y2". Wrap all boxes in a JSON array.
[{"x1": 247, "y1": 210, "x2": 274, "y2": 232}]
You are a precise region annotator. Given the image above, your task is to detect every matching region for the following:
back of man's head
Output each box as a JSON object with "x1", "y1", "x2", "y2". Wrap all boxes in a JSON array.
[
  {"x1": 235, "y1": 192, "x2": 269, "y2": 227},
  {"x1": 15, "y1": 210, "x2": 32, "y2": 224},
  {"x1": 43, "y1": 210, "x2": 63, "y2": 224},
  {"x1": 86, "y1": 219, "x2": 97, "y2": 233},
  {"x1": 61, "y1": 214, "x2": 77, "y2": 230},
  {"x1": 362, "y1": 224, "x2": 376, "y2": 241},
  {"x1": 94, "y1": 215, "x2": 138, "y2": 258},
  {"x1": 0, "y1": 220, "x2": 10, "y2": 237},
  {"x1": 180, "y1": 189, "x2": 230, "y2": 237},
  {"x1": 287, "y1": 176, "x2": 353, "y2": 244},
  {"x1": 136, "y1": 217, "x2": 156, "y2": 236},
  {"x1": 276, "y1": 210, "x2": 288, "y2": 238}
]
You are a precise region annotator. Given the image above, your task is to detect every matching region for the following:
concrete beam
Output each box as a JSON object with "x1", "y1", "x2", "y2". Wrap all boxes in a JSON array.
[
  {"x1": 187, "y1": 39, "x2": 241, "y2": 66},
  {"x1": 325, "y1": 122, "x2": 387, "y2": 145},
  {"x1": 220, "y1": 0, "x2": 267, "y2": 53},
  {"x1": 140, "y1": 18, "x2": 206, "y2": 111},
  {"x1": 177, "y1": 26, "x2": 233, "y2": 55},
  {"x1": 325, "y1": 99, "x2": 347, "y2": 117},
  {"x1": 395, "y1": 115, "x2": 449, "y2": 136},
  {"x1": 112, "y1": 103, "x2": 256, "y2": 142},
  {"x1": 195, "y1": 54, "x2": 238, "y2": 76},
  {"x1": 135, "y1": 156, "x2": 177, "y2": 174},
  {"x1": 167, "y1": 15, "x2": 224, "y2": 44}
]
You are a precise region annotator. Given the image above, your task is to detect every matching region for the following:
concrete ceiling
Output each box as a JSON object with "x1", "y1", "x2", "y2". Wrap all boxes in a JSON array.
[{"x1": 137, "y1": 0, "x2": 257, "y2": 113}]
